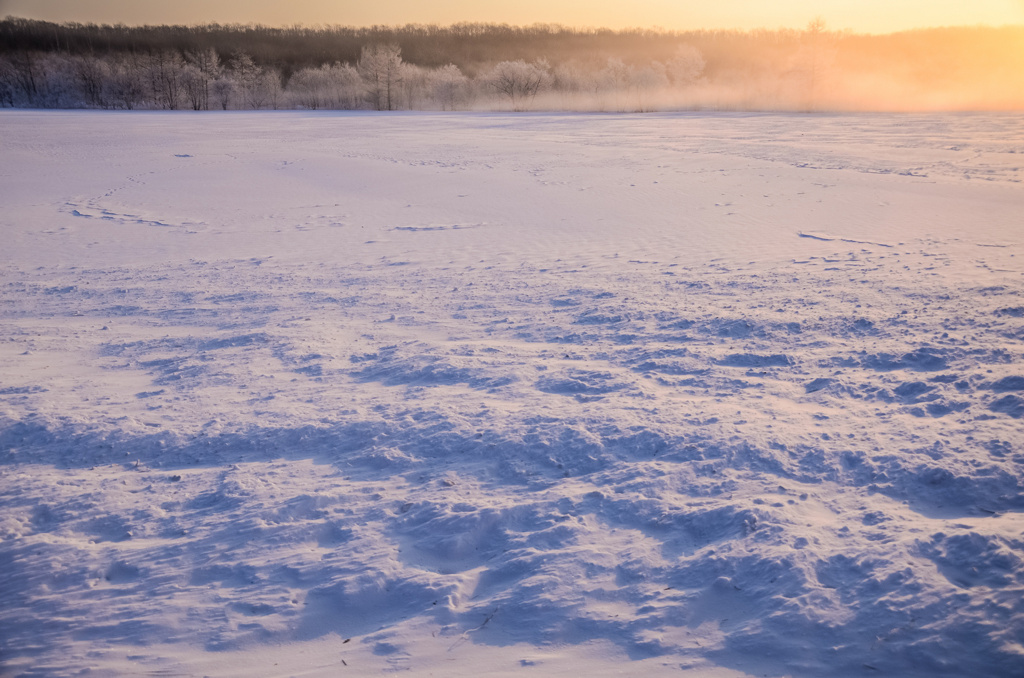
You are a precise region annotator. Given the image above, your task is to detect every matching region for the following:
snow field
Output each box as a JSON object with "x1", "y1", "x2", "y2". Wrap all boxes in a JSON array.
[{"x1": 1, "y1": 111, "x2": 1023, "y2": 676}]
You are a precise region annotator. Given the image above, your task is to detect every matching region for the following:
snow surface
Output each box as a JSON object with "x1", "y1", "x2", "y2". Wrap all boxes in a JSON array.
[{"x1": 1, "y1": 110, "x2": 1023, "y2": 677}]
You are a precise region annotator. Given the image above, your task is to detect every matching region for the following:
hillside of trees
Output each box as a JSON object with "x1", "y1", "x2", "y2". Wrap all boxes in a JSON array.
[{"x1": 1, "y1": 17, "x2": 1022, "y2": 112}]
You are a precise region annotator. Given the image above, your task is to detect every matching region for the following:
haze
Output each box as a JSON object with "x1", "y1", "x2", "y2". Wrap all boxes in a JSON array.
[{"x1": 2, "y1": 0, "x2": 1023, "y2": 33}]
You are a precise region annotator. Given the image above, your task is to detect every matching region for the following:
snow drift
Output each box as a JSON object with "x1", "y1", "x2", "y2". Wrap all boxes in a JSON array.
[{"x1": 1, "y1": 111, "x2": 1022, "y2": 677}]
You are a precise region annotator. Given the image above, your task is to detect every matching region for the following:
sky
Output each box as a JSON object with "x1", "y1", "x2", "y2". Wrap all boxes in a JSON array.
[{"x1": 1, "y1": 0, "x2": 1023, "y2": 33}]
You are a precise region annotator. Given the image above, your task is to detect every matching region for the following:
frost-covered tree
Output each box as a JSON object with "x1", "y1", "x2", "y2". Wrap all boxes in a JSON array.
[
  {"x1": 357, "y1": 43, "x2": 403, "y2": 111},
  {"x1": 667, "y1": 45, "x2": 706, "y2": 87},
  {"x1": 138, "y1": 51, "x2": 188, "y2": 110},
  {"x1": 182, "y1": 65, "x2": 207, "y2": 110},
  {"x1": 398, "y1": 62, "x2": 429, "y2": 110},
  {"x1": 288, "y1": 64, "x2": 330, "y2": 109},
  {"x1": 72, "y1": 55, "x2": 109, "y2": 108},
  {"x1": 210, "y1": 77, "x2": 236, "y2": 110},
  {"x1": 182, "y1": 48, "x2": 220, "y2": 110},
  {"x1": 29, "y1": 54, "x2": 80, "y2": 108},
  {"x1": 551, "y1": 61, "x2": 587, "y2": 106},
  {"x1": 106, "y1": 55, "x2": 147, "y2": 109},
  {"x1": 594, "y1": 57, "x2": 631, "y2": 110},
  {"x1": 144, "y1": 51, "x2": 188, "y2": 110},
  {"x1": 228, "y1": 51, "x2": 280, "y2": 109},
  {"x1": 263, "y1": 70, "x2": 284, "y2": 109},
  {"x1": 319, "y1": 63, "x2": 363, "y2": 109},
  {"x1": 5, "y1": 50, "x2": 43, "y2": 105},
  {"x1": 228, "y1": 51, "x2": 259, "y2": 107},
  {"x1": 429, "y1": 64, "x2": 470, "y2": 111},
  {"x1": 631, "y1": 61, "x2": 669, "y2": 112},
  {"x1": 795, "y1": 17, "x2": 836, "y2": 110},
  {"x1": 599, "y1": 58, "x2": 630, "y2": 92},
  {"x1": 0, "y1": 58, "x2": 15, "y2": 107},
  {"x1": 488, "y1": 59, "x2": 549, "y2": 110}
]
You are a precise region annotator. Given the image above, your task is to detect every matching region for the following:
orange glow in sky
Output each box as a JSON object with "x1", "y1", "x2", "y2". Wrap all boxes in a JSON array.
[{"x1": 1, "y1": 0, "x2": 1023, "y2": 32}]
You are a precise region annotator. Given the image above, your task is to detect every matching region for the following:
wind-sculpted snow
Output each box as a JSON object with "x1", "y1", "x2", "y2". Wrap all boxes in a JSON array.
[{"x1": 1, "y1": 111, "x2": 1023, "y2": 677}]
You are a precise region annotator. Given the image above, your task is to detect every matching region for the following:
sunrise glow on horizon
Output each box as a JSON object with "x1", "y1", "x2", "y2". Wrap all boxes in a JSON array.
[{"x1": 2, "y1": 0, "x2": 1023, "y2": 34}]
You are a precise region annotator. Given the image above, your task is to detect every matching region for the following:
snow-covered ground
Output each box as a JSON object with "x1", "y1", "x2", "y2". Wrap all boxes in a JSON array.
[{"x1": 1, "y1": 110, "x2": 1023, "y2": 677}]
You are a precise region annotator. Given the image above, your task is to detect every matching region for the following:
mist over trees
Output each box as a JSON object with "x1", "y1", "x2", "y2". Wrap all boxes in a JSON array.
[{"x1": 1, "y1": 17, "x2": 1022, "y2": 112}]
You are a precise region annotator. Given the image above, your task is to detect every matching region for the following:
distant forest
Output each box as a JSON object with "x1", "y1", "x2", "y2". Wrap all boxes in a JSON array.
[{"x1": 1, "y1": 17, "x2": 1022, "y2": 111}]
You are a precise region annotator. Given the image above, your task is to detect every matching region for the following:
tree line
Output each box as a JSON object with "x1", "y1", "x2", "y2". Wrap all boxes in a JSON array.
[{"x1": 1, "y1": 17, "x2": 1022, "y2": 111}]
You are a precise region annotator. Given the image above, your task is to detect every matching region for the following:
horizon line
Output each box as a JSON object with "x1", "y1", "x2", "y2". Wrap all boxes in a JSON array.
[{"x1": 4, "y1": 14, "x2": 1024, "y2": 38}]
